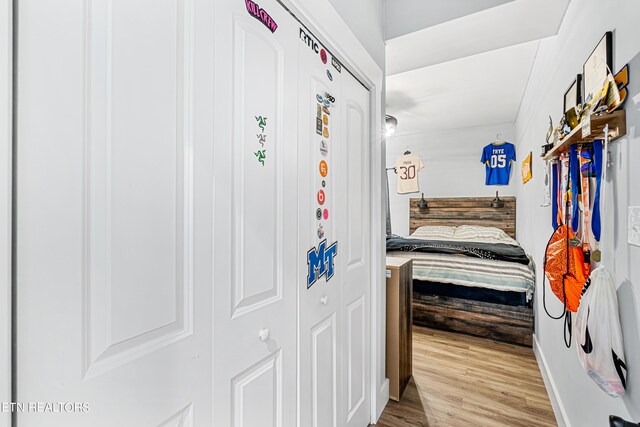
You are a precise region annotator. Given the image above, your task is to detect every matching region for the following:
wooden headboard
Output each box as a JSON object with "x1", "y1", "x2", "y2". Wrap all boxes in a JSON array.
[{"x1": 409, "y1": 196, "x2": 517, "y2": 238}]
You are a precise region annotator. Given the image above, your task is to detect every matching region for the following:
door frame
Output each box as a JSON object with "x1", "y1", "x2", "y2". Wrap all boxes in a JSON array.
[
  {"x1": 0, "y1": 0, "x2": 12, "y2": 426},
  {"x1": 276, "y1": 0, "x2": 387, "y2": 422}
]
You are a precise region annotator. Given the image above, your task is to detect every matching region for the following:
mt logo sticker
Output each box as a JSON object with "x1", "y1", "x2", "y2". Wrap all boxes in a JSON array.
[
  {"x1": 306, "y1": 240, "x2": 338, "y2": 288},
  {"x1": 245, "y1": 0, "x2": 278, "y2": 33}
]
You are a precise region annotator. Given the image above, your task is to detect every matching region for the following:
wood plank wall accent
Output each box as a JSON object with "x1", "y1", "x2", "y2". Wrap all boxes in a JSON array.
[
  {"x1": 409, "y1": 196, "x2": 517, "y2": 238},
  {"x1": 413, "y1": 294, "x2": 533, "y2": 347}
]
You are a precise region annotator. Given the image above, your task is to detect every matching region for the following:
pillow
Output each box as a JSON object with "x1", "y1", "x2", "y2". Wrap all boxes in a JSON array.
[
  {"x1": 410, "y1": 225, "x2": 456, "y2": 240},
  {"x1": 454, "y1": 225, "x2": 517, "y2": 245}
]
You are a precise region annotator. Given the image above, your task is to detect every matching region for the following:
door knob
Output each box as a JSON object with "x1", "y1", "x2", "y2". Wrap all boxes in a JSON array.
[
  {"x1": 258, "y1": 328, "x2": 270, "y2": 341},
  {"x1": 320, "y1": 295, "x2": 328, "y2": 305}
]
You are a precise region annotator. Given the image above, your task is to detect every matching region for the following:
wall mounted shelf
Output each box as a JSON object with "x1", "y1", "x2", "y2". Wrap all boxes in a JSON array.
[{"x1": 542, "y1": 110, "x2": 627, "y2": 161}]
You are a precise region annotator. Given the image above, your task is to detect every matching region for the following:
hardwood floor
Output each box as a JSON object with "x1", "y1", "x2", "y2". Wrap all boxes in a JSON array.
[{"x1": 373, "y1": 326, "x2": 557, "y2": 427}]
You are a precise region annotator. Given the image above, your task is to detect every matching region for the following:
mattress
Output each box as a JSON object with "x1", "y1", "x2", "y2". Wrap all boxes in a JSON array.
[
  {"x1": 386, "y1": 225, "x2": 535, "y2": 301},
  {"x1": 387, "y1": 251, "x2": 534, "y2": 301}
]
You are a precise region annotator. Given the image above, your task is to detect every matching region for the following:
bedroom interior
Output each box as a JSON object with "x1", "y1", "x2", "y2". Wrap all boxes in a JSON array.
[
  {"x1": 2, "y1": 0, "x2": 640, "y2": 426},
  {"x1": 380, "y1": 0, "x2": 640, "y2": 426}
]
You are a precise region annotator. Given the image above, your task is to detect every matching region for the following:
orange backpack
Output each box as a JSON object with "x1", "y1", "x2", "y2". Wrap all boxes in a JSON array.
[{"x1": 543, "y1": 224, "x2": 590, "y2": 313}]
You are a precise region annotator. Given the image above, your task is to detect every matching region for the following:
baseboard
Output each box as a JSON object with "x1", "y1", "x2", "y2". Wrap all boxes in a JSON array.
[{"x1": 533, "y1": 334, "x2": 571, "y2": 427}]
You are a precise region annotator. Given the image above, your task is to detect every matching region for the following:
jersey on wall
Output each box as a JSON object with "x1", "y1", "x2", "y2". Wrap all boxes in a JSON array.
[
  {"x1": 395, "y1": 153, "x2": 424, "y2": 194},
  {"x1": 481, "y1": 142, "x2": 516, "y2": 185}
]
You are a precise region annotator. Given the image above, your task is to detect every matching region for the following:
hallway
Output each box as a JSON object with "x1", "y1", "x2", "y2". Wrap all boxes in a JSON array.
[{"x1": 374, "y1": 326, "x2": 557, "y2": 427}]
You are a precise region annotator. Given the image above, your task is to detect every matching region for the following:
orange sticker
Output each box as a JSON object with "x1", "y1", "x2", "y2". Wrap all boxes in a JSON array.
[
  {"x1": 323, "y1": 115, "x2": 329, "y2": 126},
  {"x1": 323, "y1": 128, "x2": 329, "y2": 138},
  {"x1": 319, "y1": 160, "x2": 328, "y2": 177}
]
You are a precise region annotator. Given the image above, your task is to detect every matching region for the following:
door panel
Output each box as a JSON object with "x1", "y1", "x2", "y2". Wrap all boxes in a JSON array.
[
  {"x1": 213, "y1": 0, "x2": 298, "y2": 425},
  {"x1": 16, "y1": 0, "x2": 214, "y2": 424},
  {"x1": 297, "y1": 24, "x2": 372, "y2": 427},
  {"x1": 346, "y1": 296, "x2": 366, "y2": 419},
  {"x1": 231, "y1": 350, "x2": 282, "y2": 427},
  {"x1": 230, "y1": 18, "x2": 285, "y2": 318},
  {"x1": 85, "y1": 0, "x2": 194, "y2": 377},
  {"x1": 338, "y1": 70, "x2": 371, "y2": 427},
  {"x1": 311, "y1": 314, "x2": 337, "y2": 427}
]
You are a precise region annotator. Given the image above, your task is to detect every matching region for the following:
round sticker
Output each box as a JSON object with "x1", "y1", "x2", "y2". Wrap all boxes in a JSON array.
[
  {"x1": 323, "y1": 209, "x2": 329, "y2": 220},
  {"x1": 317, "y1": 189, "x2": 326, "y2": 205},
  {"x1": 321, "y1": 180, "x2": 326, "y2": 187},
  {"x1": 326, "y1": 70, "x2": 333, "y2": 81},
  {"x1": 317, "y1": 224, "x2": 324, "y2": 239},
  {"x1": 316, "y1": 94, "x2": 323, "y2": 103},
  {"x1": 319, "y1": 160, "x2": 328, "y2": 177},
  {"x1": 323, "y1": 115, "x2": 329, "y2": 126},
  {"x1": 323, "y1": 128, "x2": 329, "y2": 138},
  {"x1": 320, "y1": 49, "x2": 328, "y2": 64},
  {"x1": 323, "y1": 99, "x2": 331, "y2": 108},
  {"x1": 316, "y1": 208, "x2": 322, "y2": 220},
  {"x1": 320, "y1": 140, "x2": 328, "y2": 157}
]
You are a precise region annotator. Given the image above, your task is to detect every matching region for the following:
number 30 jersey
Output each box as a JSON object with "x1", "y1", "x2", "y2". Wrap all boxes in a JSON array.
[
  {"x1": 481, "y1": 142, "x2": 516, "y2": 185},
  {"x1": 395, "y1": 153, "x2": 424, "y2": 194}
]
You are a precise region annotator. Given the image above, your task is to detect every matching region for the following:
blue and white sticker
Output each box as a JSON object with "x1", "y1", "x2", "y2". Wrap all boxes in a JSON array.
[{"x1": 307, "y1": 239, "x2": 338, "y2": 288}]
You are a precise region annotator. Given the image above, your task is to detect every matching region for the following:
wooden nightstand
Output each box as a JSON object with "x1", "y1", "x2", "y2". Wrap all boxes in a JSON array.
[{"x1": 385, "y1": 257, "x2": 413, "y2": 401}]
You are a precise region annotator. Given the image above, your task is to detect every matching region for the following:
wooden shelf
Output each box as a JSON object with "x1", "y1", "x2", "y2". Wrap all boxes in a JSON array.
[{"x1": 542, "y1": 109, "x2": 627, "y2": 161}]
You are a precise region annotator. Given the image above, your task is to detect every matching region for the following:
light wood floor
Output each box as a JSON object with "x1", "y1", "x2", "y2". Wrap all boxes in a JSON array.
[{"x1": 373, "y1": 326, "x2": 557, "y2": 427}]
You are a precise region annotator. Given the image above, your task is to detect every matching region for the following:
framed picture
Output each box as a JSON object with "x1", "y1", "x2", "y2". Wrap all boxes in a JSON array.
[
  {"x1": 583, "y1": 31, "x2": 613, "y2": 101},
  {"x1": 564, "y1": 74, "x2": 582, "y2": 113},
  {"x1": 521, "y1": 152, "x2": 532, "y2": 184}
]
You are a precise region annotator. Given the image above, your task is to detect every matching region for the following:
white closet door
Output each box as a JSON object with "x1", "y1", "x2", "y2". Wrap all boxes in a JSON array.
[
  {"x1": 16, "y1": 0, "x2": 215, "y2": 425},
  {"x1": 297, "y1": 32, "x2": 343, "y2": 427},
  {"x1": 337, "y1": 73, "x2": 371, "y2": 427},
  {"x1": 212, "y1": 0, "x2": 299, "y2": 425},
  {"x1": 297, "y1": 30, "x2": 372, "y2": 426}
]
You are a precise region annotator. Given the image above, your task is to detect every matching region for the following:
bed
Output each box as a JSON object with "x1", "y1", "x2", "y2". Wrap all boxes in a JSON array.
[{"x1": 387, "y1": 196, "x2": 535, "y2": 346}]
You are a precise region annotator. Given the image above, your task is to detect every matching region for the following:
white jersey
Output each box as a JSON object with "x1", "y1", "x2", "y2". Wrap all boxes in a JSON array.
[{"x1": 395, "y1": 153, "x2": 424, "y2": 194}]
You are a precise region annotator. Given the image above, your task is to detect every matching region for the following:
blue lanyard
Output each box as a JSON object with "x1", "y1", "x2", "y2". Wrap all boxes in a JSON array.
[
  {"x1": 592, "y1": 139, "x2": 603, "y2": 241},
  {"x1": 552, "y1": 161, "x2": 559, "y2": 229}
]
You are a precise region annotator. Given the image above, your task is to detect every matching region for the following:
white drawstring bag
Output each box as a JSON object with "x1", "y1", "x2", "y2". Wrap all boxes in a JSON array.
[{"x1": 575, "y1": 267, "x2": 627, "y2": 397}]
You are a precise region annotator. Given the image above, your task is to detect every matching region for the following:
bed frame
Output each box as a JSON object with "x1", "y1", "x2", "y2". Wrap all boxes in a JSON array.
[{"x1": 408, "y1": 196, "x2": 533, "y2": 347}]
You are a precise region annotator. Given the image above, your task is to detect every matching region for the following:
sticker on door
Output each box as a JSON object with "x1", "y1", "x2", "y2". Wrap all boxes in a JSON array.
[{"x1": 306, "y1": 239, "x2": 338, "y2": 288}]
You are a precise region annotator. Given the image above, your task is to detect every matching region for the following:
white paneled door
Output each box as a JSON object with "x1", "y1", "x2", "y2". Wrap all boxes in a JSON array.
[
  {"x1": 212, "y1": 0, "x2": 299, "y2": 425},
  {"x1": 16, "y1": 0, "x2": 215, "y2": 425},
  {"x1": 16, "y1": 0, "x2": 372, "y2": 425},
  {"x1": 297, "y1": 24, "x2": 371, "y2": 427}
]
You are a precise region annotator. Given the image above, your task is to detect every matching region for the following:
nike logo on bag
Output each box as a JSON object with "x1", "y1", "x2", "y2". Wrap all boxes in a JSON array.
[{"x1": 581, "y1": 308, "x2": 594, "y2": 354}]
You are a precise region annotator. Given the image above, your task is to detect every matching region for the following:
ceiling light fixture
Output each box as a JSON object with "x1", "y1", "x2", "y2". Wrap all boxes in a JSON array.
[{"x1": 386, "y1": 115, "x2": 398, "y2": 137}]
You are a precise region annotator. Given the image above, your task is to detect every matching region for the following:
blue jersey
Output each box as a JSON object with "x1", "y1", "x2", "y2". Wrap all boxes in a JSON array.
[{"x1": 481, "y1": 142, "x2": 515, "y2": 185}]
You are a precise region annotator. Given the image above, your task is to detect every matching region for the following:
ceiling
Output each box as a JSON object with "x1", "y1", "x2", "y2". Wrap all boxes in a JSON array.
[
  {"x1": 385, "y1": 0, "x2": 514, "y2": 40},
  {"x1": 385, "y1": 0, "x2": 572, "y2": 135}
]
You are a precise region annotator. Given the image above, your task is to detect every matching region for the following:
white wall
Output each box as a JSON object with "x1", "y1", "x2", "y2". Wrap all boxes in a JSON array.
[
  {"x1": 387, "y1": 122, "x2": 516, "y2": 236},
  {"x1": 0, "y1": 1, "x2": 11, "y2": 426},
  {"x1": 328, "y1": 0, "x2": 385, "y2": 69},
  {"x1": 515, "y1": 0, "x2": 640, "y2": 425}
]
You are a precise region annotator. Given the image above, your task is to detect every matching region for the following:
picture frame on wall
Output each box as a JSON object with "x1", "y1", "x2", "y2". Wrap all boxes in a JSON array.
[
  {"x1": 564, "y1": 74, "x2": 582, "y2": 113},
  {"x1": 583, "y1": 31, "x2": 613, "y2": 102},
  {"x1": 521, "y1": 152, "x2": 532, "y2": 184}
]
